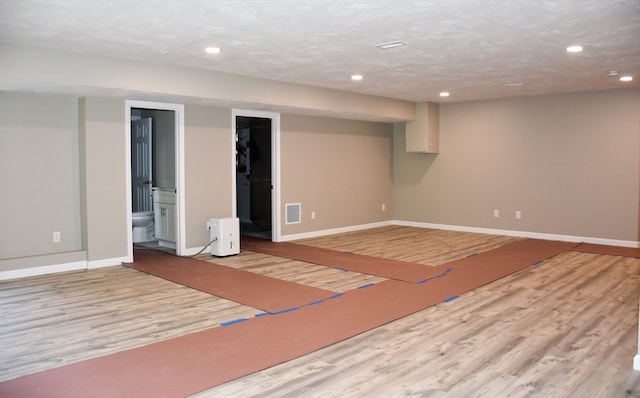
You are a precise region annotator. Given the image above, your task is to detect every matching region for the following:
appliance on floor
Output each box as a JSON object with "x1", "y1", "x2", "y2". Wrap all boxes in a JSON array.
[{"x1": 207, "y1": 217, "x2": 240, "y2": 257}]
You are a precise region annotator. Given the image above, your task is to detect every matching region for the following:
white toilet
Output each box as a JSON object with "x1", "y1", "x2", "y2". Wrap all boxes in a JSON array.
[{"x1": 132, "y1": 211, "x2": 155, "y2": 242}]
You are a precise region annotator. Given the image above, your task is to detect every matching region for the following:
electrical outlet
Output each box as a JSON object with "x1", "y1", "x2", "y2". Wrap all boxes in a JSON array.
[
  {"x1": 493, "y1": 209, "x2": 499, "y2": 218},
  {"x1": 516, "y1": 211, "x2": 522, "y2": 219},
  {"x1": 311, "y1": 211, "x2": 316, "y2": 220},
  {"x1": 381, "y1": 203, "x2": 386, "y2": 211},
  {"x1": 53, "y1": 231, "x2": 61, "y2": 243}
]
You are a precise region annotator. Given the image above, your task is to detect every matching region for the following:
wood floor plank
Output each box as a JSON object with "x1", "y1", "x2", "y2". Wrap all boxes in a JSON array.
[
  {"x1": 192, "y1": 236, "x2": 639, "y2": 397},
  {"x1": 298, "y1": 226, "x2": 522, "y2": 265},
  {"x1": 202, "y1": 250, "x2": 387, "y2": 292},
  {"x1": 0, "y1": 266, "x2": 259, "y2": 382},
  {"x1": 1, "y1": 227, "x2": 638, "y2": 397}
]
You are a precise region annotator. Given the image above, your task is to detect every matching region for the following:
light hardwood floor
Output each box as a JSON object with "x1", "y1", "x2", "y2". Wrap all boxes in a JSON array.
[{"x1": 1, "y1": 226, "x2": 638, "y2": 397}]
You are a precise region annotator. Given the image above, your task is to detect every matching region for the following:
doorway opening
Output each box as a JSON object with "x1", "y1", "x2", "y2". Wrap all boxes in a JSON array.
[
  {"x1": 125, "y1": 100, "x2": 185, "y2": 261},
  {"x1": 236, "y1": 115, "x2": 273, "y2": 239},
  {"x1": 130, "y1": 107, "x2": 176, "y2": 253}
]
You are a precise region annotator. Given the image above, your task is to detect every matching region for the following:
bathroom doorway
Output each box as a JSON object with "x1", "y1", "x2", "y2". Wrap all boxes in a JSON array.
[
  {"x1": 232, "y1": 109, "x2": 281, "y2": 241},
  {"x1": 125, "y1": 100, "x2": 185, "y2": 261},
  {"x1": 131, "y1": 108, "x2": 176, "y2": 251}
]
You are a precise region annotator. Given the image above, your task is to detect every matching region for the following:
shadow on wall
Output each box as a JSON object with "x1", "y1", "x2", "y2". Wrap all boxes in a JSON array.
[
  {"x1": 397, "y1": 153, "x2": 438, "y2": 185},
  {"x1": 393, "y1": 123, "x2": 438, "y2": 185}
]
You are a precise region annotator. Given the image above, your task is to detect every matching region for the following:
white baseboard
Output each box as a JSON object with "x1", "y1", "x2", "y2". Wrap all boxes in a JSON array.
[
  {"x1": 0, "y1": 261, "x2": 87, "y2": 280},
  {"x1": 184, "y1": 220, "x2": 393, "y2": 250},
  {"x1": 3, "y1": 221, "x2": 635, "y2": 280},
  {"x1": 0, "y1": 256, "x2": 131, "y2": 280},
  {"x1": 393, "y1": 220, "x2": 640, "y2": 248},
  {"x1": 280, "y1": 220, "x2": 393, "y2": 241},
  {"x1": 634, "y1": 354, "x2": 640, "y2": 371},
  {"x1": 87, "y1": 256, "x2": 130, "y2": 269}
]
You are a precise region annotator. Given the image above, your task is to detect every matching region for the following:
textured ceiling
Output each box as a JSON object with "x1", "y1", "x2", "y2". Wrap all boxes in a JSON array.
[{"x1": 0, "y1": 0, "x2": 639, "y2": 103}]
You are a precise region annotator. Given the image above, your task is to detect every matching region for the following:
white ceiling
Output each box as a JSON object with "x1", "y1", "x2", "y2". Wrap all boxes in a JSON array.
[{"x1": 1, "y1": 0, "x2": 639, "y2": 103}]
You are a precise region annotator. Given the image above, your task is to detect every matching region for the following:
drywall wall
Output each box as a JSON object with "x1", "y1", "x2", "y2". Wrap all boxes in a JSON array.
[
  {"x1": 0, "y1": 92, "x2": 82, "y2": 260},
  {"x1": 183, "y1": 105, "x2": 234, "y2": 249},
  {"x1": 281, "y1": 114, "x2": 393, "y2": 236},
  {"x1": 0, "y1": 42, "x2": 415, "y2": 123},
  {"x1": 79, "y1": 96, "x2": 129, "y2": 263},
  {"x1": 393, "y1": 88, "x2": 640, "y2": 243},
  {"x1": 0, "y1": 91, "x2": 397, "y2": 272}
]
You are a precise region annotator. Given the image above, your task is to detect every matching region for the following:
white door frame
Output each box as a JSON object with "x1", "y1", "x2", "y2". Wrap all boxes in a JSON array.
[
  {"x1": 231, "y1": 109, "x2": 281, "y2": 242},
  {"x1": 125, "y1": 100, "x2": 186, "y2": 260}
]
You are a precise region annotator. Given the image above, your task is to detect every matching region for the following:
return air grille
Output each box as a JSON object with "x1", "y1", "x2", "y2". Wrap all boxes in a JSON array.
[{"x1": 285, "y1": 203, "x2": 301, "y2": 224}]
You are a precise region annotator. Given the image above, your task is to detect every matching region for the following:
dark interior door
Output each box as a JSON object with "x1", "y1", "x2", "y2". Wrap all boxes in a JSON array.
[{"x1": 236, "y1": 116, "x2": 272, "y2": 236}]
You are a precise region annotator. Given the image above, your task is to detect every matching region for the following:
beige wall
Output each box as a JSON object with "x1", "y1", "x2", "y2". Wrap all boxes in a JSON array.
[
  {"x1": 281, "y1": 115, "x2": 393, "y2": 236},
  {"x1": 0, "y1": 91, "x2": 396, "y2": 272},
  {"x1": 183, "y1": 105, "x2": 234, "y2": 248},
  {"x1": 0, "y1": 42, "x2": 414, "y2": 123},
  {"x1": 2, "y1": 82, "x2": 638, "y2": 275},
  {"x1": 79, "y1": 97, "x2": 129, "y2": 262},
  {"x1": 394, "y1": 88, "x2": 640, "y2": 242},
  {"x1": 0, "y1": 92, "x2": 81, "y2": 259}
]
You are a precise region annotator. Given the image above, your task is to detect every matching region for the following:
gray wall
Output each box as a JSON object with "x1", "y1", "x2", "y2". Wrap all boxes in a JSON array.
[{"x1": 393, "y1": 88, "x2": 640, "y2": 242}]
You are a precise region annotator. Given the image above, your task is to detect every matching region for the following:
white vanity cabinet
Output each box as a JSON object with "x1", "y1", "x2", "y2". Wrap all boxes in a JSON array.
[{"x1": 153, "y1": 188, "x2": 176, "y2": 247}]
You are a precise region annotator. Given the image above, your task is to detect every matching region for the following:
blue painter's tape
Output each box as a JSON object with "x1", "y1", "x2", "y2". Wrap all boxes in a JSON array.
[
  {"x1": 254, "y1": 312, "x2": 269, "y2": 317},
  {"x1": 271, "y1": 306, "x2": 300, "y2": 315},
  {"x1": 307, "y1": 299, "x2": 325, "y2": 306},
  {"x1": 121, "y1": 264, "x2": 131, "y2": 269},
  {"x1": 358, "y1": 283, "x2": 374, "y2": 289},
  {"x1": 443, "y1": 295, "x2": 460, "y2": 303},
  {"x1": 532, "y1": 260, "x2": 544, "y2": 266},
  {"x1": 334, "y1": 267, "x2": 349, "y2": 272},
  {"x1": 343, "y1": 251, "x2": 354, "y2": 254},
  {"x1": 467, "y1": 252, "x2": 478, "y2": 257},
  {"x1": 418, "y1": 267, "x2": 452, "y2": 284},
  {"x1": 329, "y1": 292, "x2": 344, "y2": 299},
  {"x1": 221, "y1": 317, "x2": 248, "y2": 327}
]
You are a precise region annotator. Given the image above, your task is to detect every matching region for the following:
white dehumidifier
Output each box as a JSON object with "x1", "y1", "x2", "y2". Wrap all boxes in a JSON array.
[{"x1": 207, "y1": 218, "x2": 240, "y2": 257}]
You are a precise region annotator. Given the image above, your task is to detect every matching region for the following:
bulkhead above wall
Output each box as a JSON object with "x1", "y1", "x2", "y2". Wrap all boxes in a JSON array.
[
  {"x1": 405, "y1": 102, "x2": 439, "y2": 154},
  {"x1": 0, "y1": 42, "x2": 416, "y2": 124}
]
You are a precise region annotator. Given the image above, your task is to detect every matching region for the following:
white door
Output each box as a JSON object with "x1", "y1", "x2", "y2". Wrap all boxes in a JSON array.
[{"x1": 131, "y1": 118, "x2": 153, "y2": 212}]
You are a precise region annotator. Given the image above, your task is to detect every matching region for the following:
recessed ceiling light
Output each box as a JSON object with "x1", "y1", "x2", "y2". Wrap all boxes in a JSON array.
[
  {"x1": 608, "y1": 70, "x2": 619, "y2": 77},
  {"x1": 375, "y1": 41, "x2": 406, "y2": 49},
  {"x1": 566, "y1": 45, "x2": 583, "y2": 53},
  {"x1": 620, "y1": 75, "x2": 633, "y2": 82},
  {"x1": 351, "y1": 74, "x2": 363, "y2": 81},
  {"x1": 439, "y1": 92, "x2": 450, "y2": 97},
  {"x1": 504, "y1": 82, "x2": 525, "y2": 87},
  {"x1": 205, "y1": 47, "x2": 221, "y2": 54}
]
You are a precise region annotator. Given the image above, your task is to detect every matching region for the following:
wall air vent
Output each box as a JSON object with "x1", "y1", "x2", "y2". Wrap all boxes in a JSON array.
[{"x1": 285, "y1": 203, "x2": 301, "y2": 224}]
